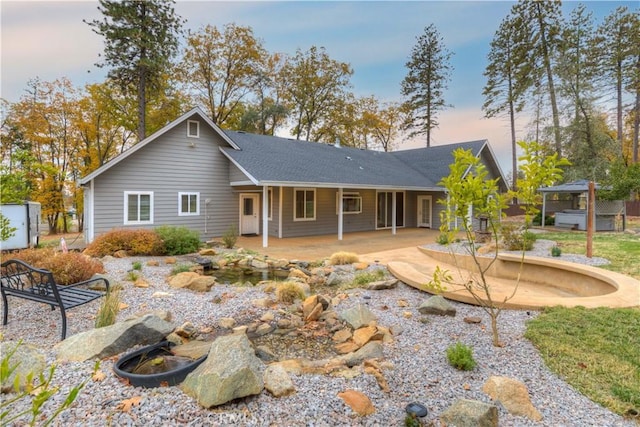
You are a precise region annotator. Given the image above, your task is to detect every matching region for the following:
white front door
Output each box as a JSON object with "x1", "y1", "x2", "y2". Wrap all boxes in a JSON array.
[
  {"x1": 240, "y1": 194, "x2": 259, "y2": 235},
  {"x1": 417, "y1": 195, "x2": 432, "y2": 228}
]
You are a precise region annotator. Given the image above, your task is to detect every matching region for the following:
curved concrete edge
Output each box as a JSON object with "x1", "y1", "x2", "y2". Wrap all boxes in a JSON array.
[{"x1": 388, "y1": 248, "x2": 640, "y2": 310}]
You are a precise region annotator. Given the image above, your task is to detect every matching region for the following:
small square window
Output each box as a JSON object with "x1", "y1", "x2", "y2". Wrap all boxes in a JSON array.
[
  {"x1": 124, "y1": 191, "x2": 153, "y2": 225},
  {"x1": 187, "y1": 120, "x2": 199, "y2": 138},
  {"x1": 178, "y1": 192, "x2": 199, "y2": 216}
]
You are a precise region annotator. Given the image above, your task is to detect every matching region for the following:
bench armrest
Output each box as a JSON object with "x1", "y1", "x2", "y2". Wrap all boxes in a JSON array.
[{"x1": 65, "y1": 277, "x2": 110, "y2": 292}]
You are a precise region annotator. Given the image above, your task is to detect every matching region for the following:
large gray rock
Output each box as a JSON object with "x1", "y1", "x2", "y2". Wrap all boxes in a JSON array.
[
  {"x1": 418, "y1": 295, "x2": 457, "y2": 316},
  {"x1": 340, "y1": 303, "x2": 377, "y2": 329},
  {"x1": 1, "y1": 341, "x2": 46, "y2": 393},
  {"x1": 366, "y1": 279, "x2": 398, "y2": 290},
  {"x1": 54, "y1": 314, "x2": 174, "y2": 362},
  {"x1": 180, "y1": 334, "x2": 264, "y2": 408},
  {"x1": 440, "y1": 399, "x2": 498, "y2": 427}
]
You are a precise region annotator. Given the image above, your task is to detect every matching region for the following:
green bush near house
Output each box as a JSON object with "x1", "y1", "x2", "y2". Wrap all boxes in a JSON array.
[
  {"x1": 222, "y1": 224, "x2": 238, "y2": 249},
  {"x1": 156, "y1": 225, "x2": 201, "y2": 255}
]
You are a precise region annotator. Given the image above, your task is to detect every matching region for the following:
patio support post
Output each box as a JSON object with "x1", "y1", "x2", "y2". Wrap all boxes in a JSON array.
[
  {"x1": 278, "y1": 186, "x2": 283, "y2": 239},
  {"x1": 392, "y1": 191, "x2": 397, "y2": 235},
  {"x1": 338, "y1": 187, "x2": 343, "y2": 241},
  {"x1": 541, "y1": 193, "x2": 547, "y2": 228},
  {"x1": 262, "y1": 185, "x2": 269, "y2": 248}
]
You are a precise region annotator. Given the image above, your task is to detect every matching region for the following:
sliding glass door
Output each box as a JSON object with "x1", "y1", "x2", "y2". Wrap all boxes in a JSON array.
[{"x1": 376, "y1": 191, "x2": 404, "y2": 229}]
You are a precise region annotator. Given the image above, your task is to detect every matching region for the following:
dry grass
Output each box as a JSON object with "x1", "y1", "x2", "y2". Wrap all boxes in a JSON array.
[
  {"x1": 328, "y1": 251, "x2": 359, "y2": 265},
  {"x1": 275, "y1": 281, "x2": 306, "y2": 304}
]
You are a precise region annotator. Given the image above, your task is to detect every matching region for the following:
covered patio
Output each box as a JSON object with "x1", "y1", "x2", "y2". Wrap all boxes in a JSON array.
[
  {"x1": 540, "y1": 179, "x2": 626, "y2": 231},
  {"x1": 234, "y1": 227, "x2": 440, "y2": 261}
]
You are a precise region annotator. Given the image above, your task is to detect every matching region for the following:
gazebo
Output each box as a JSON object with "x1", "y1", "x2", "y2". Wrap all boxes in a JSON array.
[{"x1": 539, "y1": 179, "x2": 626, "y2": 231}]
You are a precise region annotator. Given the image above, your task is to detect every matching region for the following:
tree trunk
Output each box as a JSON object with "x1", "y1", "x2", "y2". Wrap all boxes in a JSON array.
[
  {"x1": 536, "y1": 3, "x2": 562, "y2": 156},
  {"x1": 138, "y1": 69, "x2": 146, "y2": 141}
]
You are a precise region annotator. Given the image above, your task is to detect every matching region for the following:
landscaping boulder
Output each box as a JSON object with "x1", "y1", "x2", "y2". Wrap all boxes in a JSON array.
[
  {"x1": 338, "y1": 389, "x2": 375, "y2": 416},
  {"x1": 180, "y1": 334, "x2": 263, "y2": 408},
  {"x1": 482, "y1": 376, "x2": 542, "y2": 421},
  {"x1": 440, "y1": 399, "x2": 498, "y2": 427},
  {"x1": 0, "y1": 341, "x2": 45, "y2": 393},
  {"x1": 418, "y1": 295, "x2": 456, "y2": 316},
  {"x1": 264, "y1": 364, "x2": 295, "y2": 397},
  {"x1": 168, "y1": 272, "x2": 216, "y2": 292},
  {"x1": 340, "y1": 303, "x2": 377, "y2": 329},
  {"x1": 54, "y1": 314, "x2": 174, "y2": 362}
]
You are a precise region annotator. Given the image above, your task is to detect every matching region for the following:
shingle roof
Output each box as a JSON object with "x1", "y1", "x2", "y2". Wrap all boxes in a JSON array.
[{"x1": 221, "y1": 131, "x2": 488, "y2": 190}]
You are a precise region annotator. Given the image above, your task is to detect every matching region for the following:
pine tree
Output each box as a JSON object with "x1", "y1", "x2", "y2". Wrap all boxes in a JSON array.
[
  {"x1": 401, "y1": 24, "x2": 453, "y2": 147},
  {"x1": 86, "y1": 0, "x2": 183, "y2": 141},
  {"x1": 483, "y1": 15, "x2": 529, "y2": 192}
]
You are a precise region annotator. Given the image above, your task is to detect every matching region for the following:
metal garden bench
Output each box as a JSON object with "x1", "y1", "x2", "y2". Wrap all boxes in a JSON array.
[{"x1": 1, "y1": 259, "x2": 110, "y2": 340}]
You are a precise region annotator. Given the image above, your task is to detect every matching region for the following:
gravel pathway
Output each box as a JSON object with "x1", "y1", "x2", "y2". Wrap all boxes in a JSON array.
[{"x1": 1, "y1": 246, "x2": 634, "y2": 427}]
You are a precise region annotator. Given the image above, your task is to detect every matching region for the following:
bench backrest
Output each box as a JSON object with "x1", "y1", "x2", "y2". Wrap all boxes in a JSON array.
[{"x1": 1, "y1": 259, "x2": 61, "y2": 304}]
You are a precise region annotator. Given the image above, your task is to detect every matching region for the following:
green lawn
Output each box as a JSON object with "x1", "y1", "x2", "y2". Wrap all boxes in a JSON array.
[
  {"x1": 526, "y1": 306, "x2": 640, "y2": 418},
  {"x1": 525, "y1": 220, "x2": 640, "y2": 420},
  {"x1": 539, "y1": 229, "x2": 640, "y2": 280}
]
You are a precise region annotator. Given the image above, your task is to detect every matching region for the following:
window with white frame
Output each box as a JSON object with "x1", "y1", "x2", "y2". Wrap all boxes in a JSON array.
[
  {"x1": 294, "y1": 188, "x2": 315, "y2": 221},
  {"x1": 336, "y1": 192, "x2": 362, "y2": 214},
  {"x1": 187, "y1": 120, "x2": 199, "y2": 138},
  {"x1": 178, "y1": 192, "x2": 200, "y2": 216},
  {"x1": 124, "y1": 191, "x2": 153, "y2": 224}
]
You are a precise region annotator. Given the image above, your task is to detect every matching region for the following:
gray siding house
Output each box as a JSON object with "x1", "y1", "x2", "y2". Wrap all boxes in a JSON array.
[{"x1": 80, "y1": 107, "x2": 508, "y2": 247}]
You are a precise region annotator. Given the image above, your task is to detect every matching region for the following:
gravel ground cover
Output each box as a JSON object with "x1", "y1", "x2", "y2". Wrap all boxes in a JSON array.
[{"x1": 1, "y1": 245, "x2": 634, "y2": 427}]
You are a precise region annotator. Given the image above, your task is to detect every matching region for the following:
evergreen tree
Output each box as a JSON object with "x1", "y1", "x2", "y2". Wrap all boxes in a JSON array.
[
  {"x1": 86, "y1": 0, "x2": 183, "y2": 141},
  {"x1": 483, "y1": 15, "x2": 529, "y2": 192},
  {"x1": 401, "y1": 24, "x2": 453, "y2": 147},
  {"x1": 511, "y1": 0, "x2": 563, "y2": 156},
  {"x1": 595, "y1": 6, "x2": 639, "y2": 161}
]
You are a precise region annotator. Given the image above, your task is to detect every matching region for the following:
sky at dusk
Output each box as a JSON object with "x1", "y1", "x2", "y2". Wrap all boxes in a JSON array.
[{"x1": 1, "y1": 1, "x2": 636, "y2": 176}]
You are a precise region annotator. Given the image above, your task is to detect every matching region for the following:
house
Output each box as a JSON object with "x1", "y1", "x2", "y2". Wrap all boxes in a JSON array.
[{"x1": 80, "y1": 107, "x2": 508, "y2": 247}]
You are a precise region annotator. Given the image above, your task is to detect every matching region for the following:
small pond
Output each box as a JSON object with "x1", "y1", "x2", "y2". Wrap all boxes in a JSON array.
[{"x1": 205, "y1": 267, "x2": 290, "y2": 285}]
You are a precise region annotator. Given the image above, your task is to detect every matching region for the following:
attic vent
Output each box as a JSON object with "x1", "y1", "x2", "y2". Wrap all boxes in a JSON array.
[{"x1": 345, "y1": 156, "x2": 352, "y2": 160}]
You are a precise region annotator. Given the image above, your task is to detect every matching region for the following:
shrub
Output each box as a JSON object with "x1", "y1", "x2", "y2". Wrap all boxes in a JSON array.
[
  {"x1": 7, "y1": 249, "x2": 104, "y2": 285},
  {"x1": 329, "y1": 251, "x2": 359, "y2": 265},
  {"x1": 501, "y1": 223, "x2": 536, "y2": 251},
  {"x1": 84, "y1": 229, "x2": 164, "y2": 257},
  {"x1": 95, "y1": 289, "x2": 121, "y2": 328},
  {"x1": 551, "y1": 246, "x2": 562, "y2": 257},
  {"x1": 532, "y1": 212, "x2": 555, "y2": 226},
  {"x1": 222, "y1": 224, "x2": 238, "y2": 249},
  {"x1": 446, "y1": 342, "x2": 476, "y2": 371},
  {"x1": 351, "y1": 269, "x2": 386, "y2": 287},
  {"x1": 170, "y1": 263, "x2": 193, "y2": 275},
  {"x1": 436, "y1": 232, "x2": 451, "y2": 245},
  {"x1": 132, "y1": 261, "x2": 143, "y2": 271},
  {"x1": 125, "y1": 271, "x2": 139, "y2": 282},
  {"x1": 155, "y1": 225, "x2": 201, "y2": 255},
  {"x1": 275, "y1": 281, "x2": 306, "y2": 304}
]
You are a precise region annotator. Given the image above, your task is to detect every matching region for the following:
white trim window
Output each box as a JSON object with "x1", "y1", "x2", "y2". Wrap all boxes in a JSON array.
[
  {"x1": 178, "y1": 192, "x2": 200, "y2": 216},
  {"x1": 124, "y1": 191, "x2": 153, "y2": 224},
  {"x1": 336, "y1": 192, "x2": 362, "y2": 214},
  {"x1": 187, "y1": 120, "x2": 200, "y2": 138},
  {"x1": 294, "y1": 188, "x2": 315, "y2": 221}
]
